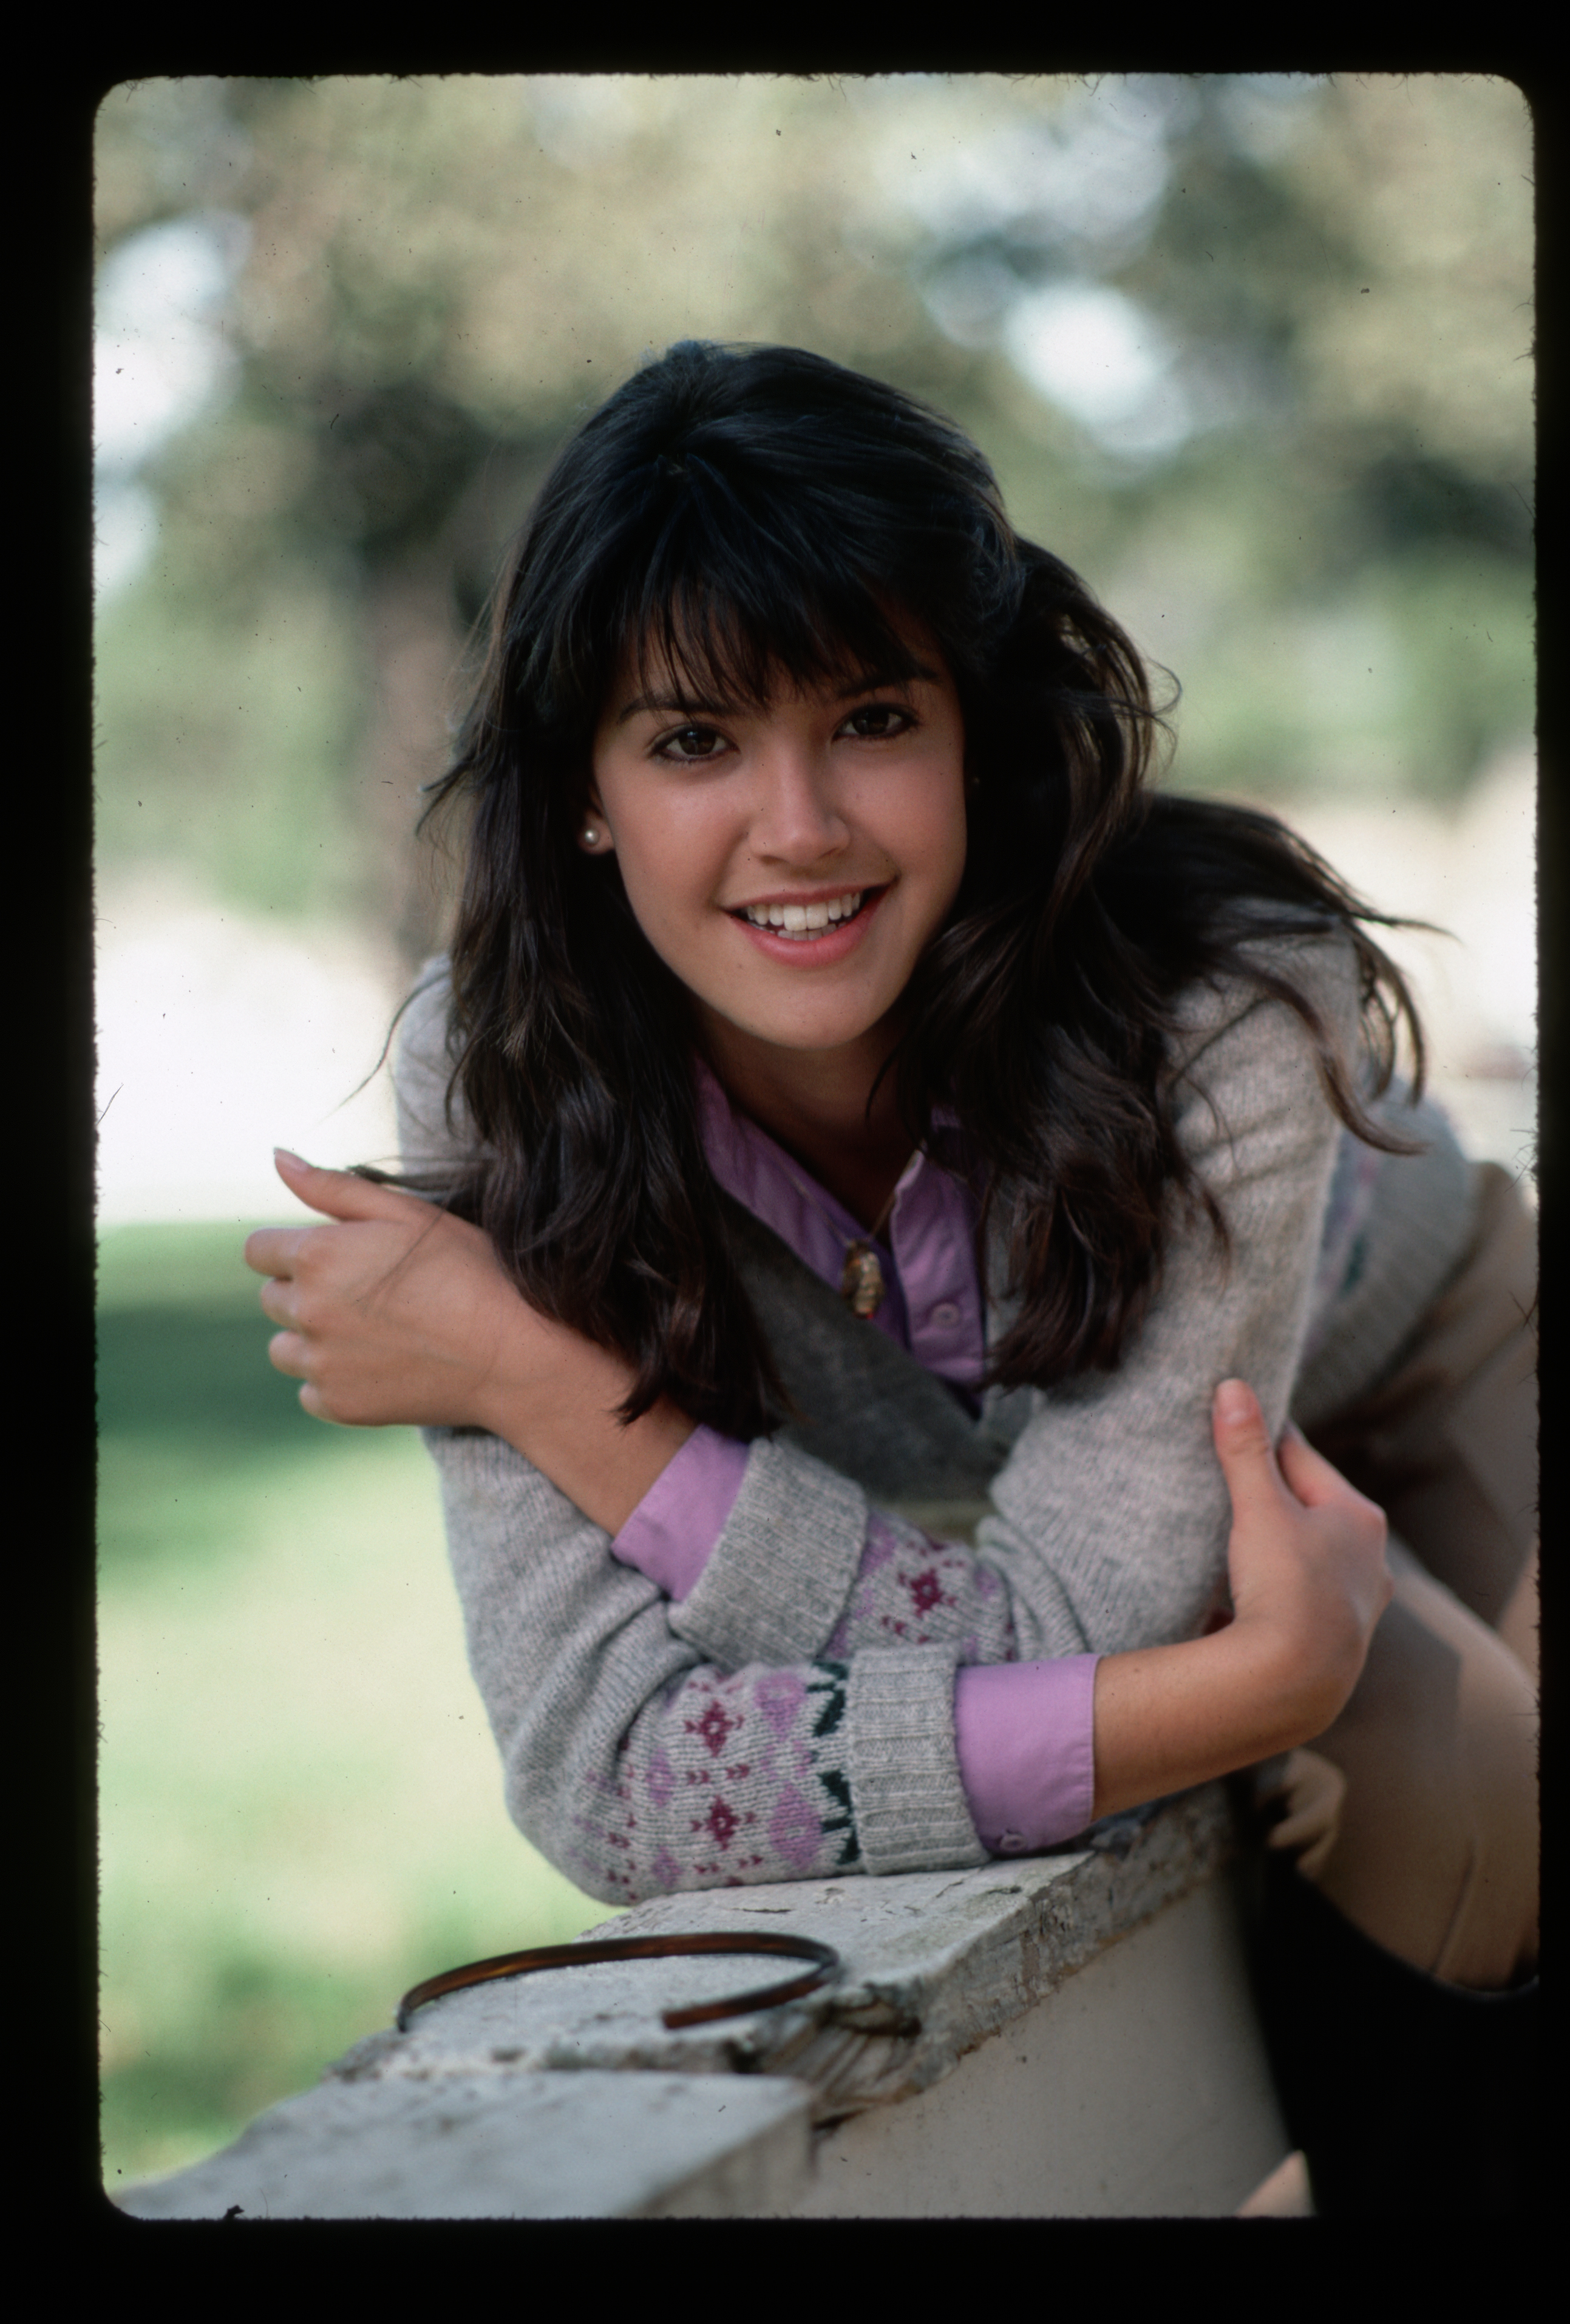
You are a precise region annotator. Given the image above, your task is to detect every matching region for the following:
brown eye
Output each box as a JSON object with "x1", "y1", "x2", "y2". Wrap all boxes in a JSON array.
[
  {"x1": 842, "y1": 704, "x2": 914, "y2": 740},
  {"x1": 657, "y1": 724, "x2": 727, "y2": 762}
]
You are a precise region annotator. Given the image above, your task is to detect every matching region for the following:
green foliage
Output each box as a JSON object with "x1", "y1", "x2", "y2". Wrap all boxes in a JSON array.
[
  {"x1": 98, "y1": 1222, "x2": 611, "y2": 2195},
  {"x1": 1165, "y1": 547, "x2": 1535, "y2": 802},
  {"x1": 93, "y1": 554, "x2": 369, "y2": 920}
]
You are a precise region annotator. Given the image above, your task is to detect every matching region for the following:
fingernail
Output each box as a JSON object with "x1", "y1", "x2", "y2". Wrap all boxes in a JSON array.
[
  {"x1": 274, "y1": 1148, "x2": 310, "y2": 1168},
  {"x1": 1214, "y1": 1378, "x2": 1251, "y2": 1425}
]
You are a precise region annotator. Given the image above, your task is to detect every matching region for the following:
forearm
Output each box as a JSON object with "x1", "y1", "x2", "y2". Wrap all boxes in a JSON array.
[
  {"x1": 475, "y1": 1343, "x2": 697, "y2": 1539},
  {"x1": 427, "y1": 1382, "x2": 1381, "y2": 1900},
  {"x1": 389, "y1": 980, "x2": 699, "y2": 1534},
  {"x1": 1090, "y1": 1625, "x2": 1341, "y2": 1821},
  {"x1": 610, "y1": 1430, "x2": 1021, "y2": 1663}
]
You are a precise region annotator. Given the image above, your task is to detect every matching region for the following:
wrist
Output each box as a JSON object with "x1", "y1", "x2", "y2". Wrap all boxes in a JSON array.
[
  {"x1": 1180, "y1": 1621, "x2": 1332, "y2": 1763},
  {"x1": 471, "y1": 1308, "x2": 625, "y2": 1447},
  {"x1": 1091, "y1": 1622, "x2": 1344, "y2": 1824},
  {"x1": 1228, "y1": 1603, "x2": 1361, "y2": 1743},
  {"x1": 474, "y1": 1317, "x2": 696, "y2": 1535}
]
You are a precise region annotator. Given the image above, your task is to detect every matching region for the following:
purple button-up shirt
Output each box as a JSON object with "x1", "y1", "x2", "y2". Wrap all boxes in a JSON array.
[{"x1": 608, "y1": 1058, "x2": 1099, "y2": 1856}]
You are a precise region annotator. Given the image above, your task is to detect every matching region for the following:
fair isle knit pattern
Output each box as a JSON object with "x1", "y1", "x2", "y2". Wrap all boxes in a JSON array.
[
  {"x1": 401, "y1": 930, "x2": 1481, "y2": 1906},
  {"x1": 427, "y1": 1426, "x2": 996, "y2": 1901},
  {"x1": 568, "y1": 1657, "x2": 863, "y2": 1898},
  {"x1": 822, "y1": 1511, "x2": 1016, "y2": 1663}
]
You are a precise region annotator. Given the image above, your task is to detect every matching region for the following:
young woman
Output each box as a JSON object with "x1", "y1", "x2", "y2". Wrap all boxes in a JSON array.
[{"x1": 245, "y1": 342, "x2": 1537, "y2": 2212}]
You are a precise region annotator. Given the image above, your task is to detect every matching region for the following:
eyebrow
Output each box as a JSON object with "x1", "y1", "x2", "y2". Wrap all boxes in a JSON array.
[{"x1": 615, "y1": 664, "x2": 942, "y2": 726}]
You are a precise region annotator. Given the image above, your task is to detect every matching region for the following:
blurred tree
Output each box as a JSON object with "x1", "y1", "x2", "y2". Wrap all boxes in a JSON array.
[
  {"x1": 93, "y1": 73, "x2": 1533, "y2": 974},
  {"x1": 900, "y1": 74, "x2": 1532, "y2": 793}
]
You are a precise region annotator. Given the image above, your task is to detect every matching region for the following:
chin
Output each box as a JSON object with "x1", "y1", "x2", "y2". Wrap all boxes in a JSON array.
[{"x1": 773, "y1": 1017, "x2": 888, "y2": 1055}]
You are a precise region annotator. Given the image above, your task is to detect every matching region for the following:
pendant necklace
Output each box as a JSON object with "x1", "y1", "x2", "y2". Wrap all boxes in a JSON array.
[{"x1": 775, "y1": 1156, "x2": 910, "y2": 1320}]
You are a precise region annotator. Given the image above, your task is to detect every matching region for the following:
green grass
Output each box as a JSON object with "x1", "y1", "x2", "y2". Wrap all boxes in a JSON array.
[{"x1": 97, "y1": 1222, "x2": 614, "y2": 2197}]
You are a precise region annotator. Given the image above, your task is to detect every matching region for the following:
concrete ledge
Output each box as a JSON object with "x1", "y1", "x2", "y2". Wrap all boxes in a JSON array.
[
  {"x1": 784, "y1": 1867, "x2": 1284, "y2": 2215},
  {"x1": 117, "y1": 1781, "x2": 1287, "y2": 2219},
  {"x1": 117, "y1": 2070, "x2": 815, "y2": 2221},
  {"x1": 330, "y1": 1782, "x2": 1237, "y2": 2118}
]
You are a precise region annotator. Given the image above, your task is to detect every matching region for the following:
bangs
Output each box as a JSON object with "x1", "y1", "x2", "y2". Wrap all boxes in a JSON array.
[
  {"x1": 623, "y1": 584, "x2": 936, "y2": 723},
  {"x1": 599, "y1": 457, "x2": 951, "y2": 726}
]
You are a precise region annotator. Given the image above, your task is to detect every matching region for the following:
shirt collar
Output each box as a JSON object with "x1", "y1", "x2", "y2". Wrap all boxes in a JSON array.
[{"x1": 694, "y1": 1054, "x2": 965, "y2": 1238}]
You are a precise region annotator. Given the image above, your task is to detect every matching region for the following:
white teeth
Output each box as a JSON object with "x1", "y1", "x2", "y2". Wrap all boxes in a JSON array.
[{"x1": 743, "y1": 890, "x2": 865, "y2": 938}]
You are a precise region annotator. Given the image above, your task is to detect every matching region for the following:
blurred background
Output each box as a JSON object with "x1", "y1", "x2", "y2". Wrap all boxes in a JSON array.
[{"x1": 94, "y1": 73, "x2": 1536, "y2": 2193}]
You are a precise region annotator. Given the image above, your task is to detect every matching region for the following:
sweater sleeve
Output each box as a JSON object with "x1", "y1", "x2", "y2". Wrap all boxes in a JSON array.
[
  {"x1": 610, "y1": 1426, "x2": 750, "y2": 1603},
  {"x1": 391, "y1": 967, "x2": 1031, "y2": 1683},
  {"x1": 423, "y1": 1423, "x2": 990, "y2": 1903},
  {"x1": 610, "y1": 1425, "x2": 1098, "y2": 1859},
  {"x1": 608, "y1": 1426, "x2": 1021, "y2": 1669}
]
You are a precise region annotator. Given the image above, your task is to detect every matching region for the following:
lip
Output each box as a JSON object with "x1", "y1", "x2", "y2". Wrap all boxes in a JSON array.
[{"x1": 729, "y1": 883, "x2": 889, "y2": 964}]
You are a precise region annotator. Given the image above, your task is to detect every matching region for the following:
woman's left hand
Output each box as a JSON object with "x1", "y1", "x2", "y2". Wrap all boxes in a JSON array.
[{"x1": 244, "y1": 1149, "x2": 565, "y2": 1433}]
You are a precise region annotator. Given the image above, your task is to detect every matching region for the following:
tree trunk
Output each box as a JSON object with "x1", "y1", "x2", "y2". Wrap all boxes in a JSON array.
[{"x1": 355, "y1": 564, "x2": 469, "y2": 987}]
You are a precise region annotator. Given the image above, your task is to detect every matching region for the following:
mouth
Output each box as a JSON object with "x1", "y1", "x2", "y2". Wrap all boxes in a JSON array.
[{"x1": 730, "y1": 887, "x2": 881, "y2": 943}]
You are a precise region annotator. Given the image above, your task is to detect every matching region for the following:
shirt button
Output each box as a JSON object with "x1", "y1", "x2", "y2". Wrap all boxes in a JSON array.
[
  {"x1": 996, "y1": 1830, "x2": 1027, "y2": 1855},
  {"x1": 929, "y1": 1302, "x2": 961, "y2": 1330}
]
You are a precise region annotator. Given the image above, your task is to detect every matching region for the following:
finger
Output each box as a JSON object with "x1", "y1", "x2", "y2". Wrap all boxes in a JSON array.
[
  {"x1": 1213, "y1": 1377, "x2": 1270, "y2": 1448},
  {"x1": 1265, "y1": 1804, "x2": 1321, "y2": 1850},
  {"x1": 1211, "y1": 1378, "x2": 1287, "y2": 1527},
  {"x1": 257, "y1": 1277, "x2": 297, "y2": 1329},
  {"x1": 1266, "y1": 1805, "x2": 1339, "y2": 1856},
  {"x1": 273, "y1": 1148, "x2": 433, "y2": 1228},
  {"x1": 267, "y1": 1328, "x2": 310, "y2": 1380},
  {"x1": 294, "y1": 1378, "x2": 368, "y2": 1428},
  {"x1": 244, "y1": 1225, "x2": 310, "y2": 1278}
]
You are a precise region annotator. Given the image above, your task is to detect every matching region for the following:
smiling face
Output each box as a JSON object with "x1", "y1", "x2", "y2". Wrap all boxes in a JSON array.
[{"x1": 586, "y1": 624, "x2": 969, "y2": 1084}]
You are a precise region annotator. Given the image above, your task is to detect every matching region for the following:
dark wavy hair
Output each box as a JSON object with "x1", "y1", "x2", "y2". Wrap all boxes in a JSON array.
[{"x1": 401, "y1": 339, "x2": 1424, "y2": 1439}]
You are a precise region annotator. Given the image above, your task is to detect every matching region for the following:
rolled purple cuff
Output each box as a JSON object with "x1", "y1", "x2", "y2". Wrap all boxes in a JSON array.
[
  {"x1": 610, "y1": 1424, "x2": 750, "y2": 1603},
  {"x1": 954, "y1": 1655, "x2": 1101, "y2": 1855}
]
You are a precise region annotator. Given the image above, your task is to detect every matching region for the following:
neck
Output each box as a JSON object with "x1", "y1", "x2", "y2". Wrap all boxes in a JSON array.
[{"x1": 699, "y1": 1011, "x2": 914, "y2": 1233}]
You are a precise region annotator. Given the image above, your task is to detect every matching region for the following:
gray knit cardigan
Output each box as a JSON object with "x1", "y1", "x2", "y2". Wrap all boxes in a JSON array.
[{"x1": 393, "y1": 929, "x2": 1477, "y2": 1906}]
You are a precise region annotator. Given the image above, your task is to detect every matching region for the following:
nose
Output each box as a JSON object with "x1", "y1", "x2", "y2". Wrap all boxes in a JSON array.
[{"x1": 749, "y1": 734, "x2": 851, "y2": 867}]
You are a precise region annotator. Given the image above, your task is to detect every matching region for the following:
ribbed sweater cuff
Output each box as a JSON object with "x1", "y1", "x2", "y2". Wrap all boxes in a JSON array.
[
  {"x1": 846, "y1": 1648, "x2": 990, "y2": 1876},
  {"x1": 669, "y1": 1434, "x2": 870, "y2": 1671}
]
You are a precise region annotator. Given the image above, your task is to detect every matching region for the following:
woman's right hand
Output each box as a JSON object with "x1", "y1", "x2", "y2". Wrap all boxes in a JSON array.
[{"x1": 246, "y1": 1151, "x2": 566, "y2": 1436}]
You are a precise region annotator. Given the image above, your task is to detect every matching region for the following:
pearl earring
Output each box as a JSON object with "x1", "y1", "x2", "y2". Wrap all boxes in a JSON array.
[{"x1": 582, "y1": 825, "x2": 599, "y2": 847}]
